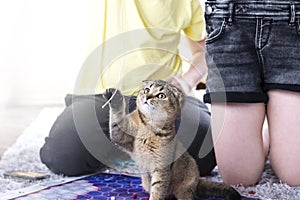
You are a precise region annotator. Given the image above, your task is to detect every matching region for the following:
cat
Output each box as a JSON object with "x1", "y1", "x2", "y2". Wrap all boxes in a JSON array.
[{"x1": 103, "y1": 80, "x2": 241, "y2": 200}]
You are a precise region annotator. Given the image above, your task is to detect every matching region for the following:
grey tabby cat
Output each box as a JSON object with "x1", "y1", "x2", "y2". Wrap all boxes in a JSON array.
[{"x1": 103, "y1": 80, "x2": 241, "y2": 200}]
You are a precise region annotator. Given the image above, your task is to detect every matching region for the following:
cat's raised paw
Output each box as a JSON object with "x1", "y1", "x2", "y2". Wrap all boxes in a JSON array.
[{"x1": 103, "y1": 88, "x2": 124, "y2": 108}]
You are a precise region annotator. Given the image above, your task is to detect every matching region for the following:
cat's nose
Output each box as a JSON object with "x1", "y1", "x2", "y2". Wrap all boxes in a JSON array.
[{"x1": 146, "y1": 94, "x2": 154, "y2": 100}]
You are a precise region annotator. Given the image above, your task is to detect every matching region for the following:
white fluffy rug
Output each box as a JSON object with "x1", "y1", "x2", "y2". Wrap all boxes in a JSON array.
[
  {"x1": 0, "y1": 108, "x2": 65, "y2": 198},
  {"x1": 0, "y1": 107, "x2": 300, "y2": 199}
]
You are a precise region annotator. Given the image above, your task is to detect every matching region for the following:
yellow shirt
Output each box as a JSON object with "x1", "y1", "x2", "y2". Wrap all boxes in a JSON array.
[{"x1": 74, "y1": 0, "x2": 206, "y2": 95}]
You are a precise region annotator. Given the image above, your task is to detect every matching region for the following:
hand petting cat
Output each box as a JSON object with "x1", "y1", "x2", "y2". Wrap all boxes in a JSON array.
[
  {"x1": 165, "y1": 39, "x2": 208, "y2": 95},
  {"x1": 164, "y1": 76, "x2": 192, "y2": 95}
]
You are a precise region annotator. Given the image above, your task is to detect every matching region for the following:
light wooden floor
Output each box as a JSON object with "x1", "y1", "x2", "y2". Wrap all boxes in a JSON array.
[{"x1": 0, "y1": 106, "x2": 44, "y2": 157}]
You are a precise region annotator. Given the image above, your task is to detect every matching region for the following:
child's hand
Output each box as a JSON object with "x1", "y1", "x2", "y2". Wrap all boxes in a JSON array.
[{"x1": 164, "y1": 76, "x2": 192, "y2": 95}]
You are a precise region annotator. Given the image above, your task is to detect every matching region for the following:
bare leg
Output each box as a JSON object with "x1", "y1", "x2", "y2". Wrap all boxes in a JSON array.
[
  {"x1": 211, "y1": 103, "x2": 266, "y2": 186},
  {"x1": 267, "y1": 90, "x2": 300, "y2": 186}
]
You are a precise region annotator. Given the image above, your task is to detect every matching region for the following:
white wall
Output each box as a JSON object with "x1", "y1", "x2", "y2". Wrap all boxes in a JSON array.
[{"x1": 0, "y1": 0, "x2": 90, "y2": 107}]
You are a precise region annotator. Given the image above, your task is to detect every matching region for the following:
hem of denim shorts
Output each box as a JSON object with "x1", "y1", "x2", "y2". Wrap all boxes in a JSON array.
[
  {"x1": 264, "y1": 83, "x2": 300, "y2": 93},
  {"x1": 203, "y1": 92, "x2": 268, "y2": 104}
]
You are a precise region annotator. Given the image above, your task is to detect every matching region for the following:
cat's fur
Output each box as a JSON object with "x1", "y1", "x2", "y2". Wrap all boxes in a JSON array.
[{"x1": 103, "y1": 80, "x2": 240, "y2": 200}]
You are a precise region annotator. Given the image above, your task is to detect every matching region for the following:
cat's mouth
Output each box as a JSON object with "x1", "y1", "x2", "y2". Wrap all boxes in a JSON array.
[{"x1": 143, "y1": 101, "x2": 153, "y2": 108}]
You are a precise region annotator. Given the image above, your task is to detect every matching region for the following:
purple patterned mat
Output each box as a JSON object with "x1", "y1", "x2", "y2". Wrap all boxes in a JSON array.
[{"x1": 14, "y1": 173, "x2": 258, "y2": 200}]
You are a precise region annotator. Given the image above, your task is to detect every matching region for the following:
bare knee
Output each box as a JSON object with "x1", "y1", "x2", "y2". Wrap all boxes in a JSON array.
[
  {"x1": 267, "y1": 90, "x2": 300, "y2": 186},
  {"x1": 211, "y1": 103, "x2": 266, "y2": 186},
  {"x1": 218, "y1": 160, "x2": 264, "y2": 186},
  {"x1": 276, "y1": 172, "x2": 300, "y2": 187},
  {"x1": 270, "y1": 154, "x2": 300, "y2": 186}
]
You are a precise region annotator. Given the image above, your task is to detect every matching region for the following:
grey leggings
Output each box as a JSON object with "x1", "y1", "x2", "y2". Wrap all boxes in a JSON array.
[{"x1": 40, "y1": 94, "x2": 216, "y2": 176}]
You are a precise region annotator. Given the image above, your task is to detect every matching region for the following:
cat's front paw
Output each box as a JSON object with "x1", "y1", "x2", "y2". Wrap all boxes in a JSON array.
[{"x1": 103, "y1": 88, "x2": 124, "y2": 109}]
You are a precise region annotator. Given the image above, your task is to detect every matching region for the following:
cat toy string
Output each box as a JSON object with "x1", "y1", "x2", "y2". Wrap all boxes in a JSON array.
[{"x1": 102, "y1": 0, "x2": 126, "y2": 109}]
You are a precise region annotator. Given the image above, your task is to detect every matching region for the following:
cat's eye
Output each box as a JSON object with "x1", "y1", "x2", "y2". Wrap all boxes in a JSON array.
[
  {"x1": 144, "y1": 88, "x2": 150, "y2": 94},
  {"x1": 157, "y1": 93, "x2": 166, "y2": 99}
]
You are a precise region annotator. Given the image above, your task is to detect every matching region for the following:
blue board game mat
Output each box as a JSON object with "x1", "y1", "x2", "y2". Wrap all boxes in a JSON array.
[{"x1": 13, "y1": 173, "x2": 258, "y2": 200}]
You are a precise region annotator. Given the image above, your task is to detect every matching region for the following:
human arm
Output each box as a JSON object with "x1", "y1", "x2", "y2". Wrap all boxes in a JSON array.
[{"x1": 165, "y1": 38, "x2": 207, "y2": 94}]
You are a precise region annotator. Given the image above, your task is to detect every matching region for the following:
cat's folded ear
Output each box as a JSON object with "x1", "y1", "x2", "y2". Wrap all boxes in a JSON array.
[
  {"x1": 142, "y1": 80, "x2": 154, "y2": 86},
  {"x1": 170, "y1": 85, "x2": 184, "y2": 107},
  {"x1": 161, "y1": 79, "x2": 185, "y2": 109}
]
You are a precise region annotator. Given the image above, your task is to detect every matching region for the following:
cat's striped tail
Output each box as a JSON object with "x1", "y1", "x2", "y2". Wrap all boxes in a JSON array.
[{"x1": 196, "y1": 179, "x2": 241, "y2": 200}]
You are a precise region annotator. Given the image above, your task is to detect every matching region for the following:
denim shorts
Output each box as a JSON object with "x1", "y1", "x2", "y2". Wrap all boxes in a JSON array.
[{"x1": 204, "y1": 0, "x2": 300, "y2": 103}]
